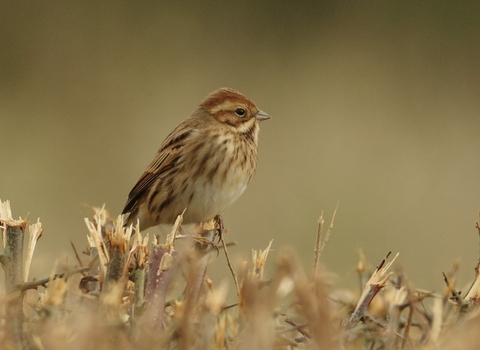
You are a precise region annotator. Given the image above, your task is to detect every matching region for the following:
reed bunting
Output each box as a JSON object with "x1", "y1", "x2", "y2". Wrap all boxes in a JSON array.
[{"x1": 122, "y1": 88, "x2": 270, "y2": 230}]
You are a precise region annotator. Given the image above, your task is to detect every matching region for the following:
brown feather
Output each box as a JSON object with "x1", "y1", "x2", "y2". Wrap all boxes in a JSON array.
[
  {"x1": 122, "y1": 87, "x2": 270, "y2": 230},
  {"x1": 121, "y1": 122, "x2": 193, "y2": 215}
]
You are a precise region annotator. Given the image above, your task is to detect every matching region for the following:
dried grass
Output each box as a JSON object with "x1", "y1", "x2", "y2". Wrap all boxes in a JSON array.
[{"x1": 1, "y1": 199, "x2": 480, "y2": 349}]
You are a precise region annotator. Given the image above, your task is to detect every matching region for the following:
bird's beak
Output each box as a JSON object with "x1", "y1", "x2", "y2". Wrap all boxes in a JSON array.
[{"x1": 255, "y1": 110, "x2": 271, "y2": 121}]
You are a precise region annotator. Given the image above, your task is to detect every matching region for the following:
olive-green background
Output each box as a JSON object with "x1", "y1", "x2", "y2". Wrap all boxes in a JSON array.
[{"x1": 2, "y1": 1, "x2": 480, "y2": 292}]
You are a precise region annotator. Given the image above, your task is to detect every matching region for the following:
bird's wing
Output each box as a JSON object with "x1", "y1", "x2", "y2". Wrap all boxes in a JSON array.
[{"x1": 122, "y1": 122, "x2": 194, "y2": 215}]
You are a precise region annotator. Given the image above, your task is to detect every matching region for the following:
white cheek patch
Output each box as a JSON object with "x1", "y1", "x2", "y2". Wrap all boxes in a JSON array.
[{"x1": 236, "y1": 118, "x2": 256, "y2": 133}]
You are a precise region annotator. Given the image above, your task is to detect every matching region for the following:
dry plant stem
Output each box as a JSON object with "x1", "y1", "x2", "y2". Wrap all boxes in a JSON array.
[
  {"x1": 71, "y1": 240, "x2": 84, "y2": 268},
  {"x1": 476, "y1": 217, "x2": 480, "y2": 266},
  {"x1": 278, "y1": 252, "x2": 336, "y2": 349},
  {"x1": 101, "y1": 246, "x2": 127, "y2": 305},
  {"x1": 346, "y1": 281, "x2": 382, "y2": 329},
  {"x1": 356, "y1": 250, "x2": 368, "y2": 291},
  {"x1": 190, "y1": 228, "x2": 217, "y2": 300},
  {"x1": 143, "y1": 244, "x2": 175, "y2": 331},
  {"x1": 346, "y1": 252, "x2": 398, "y2": 330},
  {"x1": 284, "y1": 317, "x2": 311, "y2": 339},
  {"x1": 440, "y1": 265, "x2": 465, "y2": 331},
  {"x1": 139, "y1": 213, "x2": 181, "y2": 337},
  {"x1": 442, "y1": 272, "x2": 463, "y2": 306},
  {"x1": 312, "y1": 203, "x2": 338, "y2": 279},
  {"x1": 177, "y1": 228, "x2": 217, "y2": 349},
  {"x1": 401, "y1": 302, "x2": 414, "y2": 349},
  {"x1": 320, "y1": 203, "x2": 338, "y2": 256},
  {"x1": 216, "y1": 215, "x2": 240, "y2": 296},
  {"x1": 220, "y1": 233, "x2": 240, "y2": 297},
  {"x1": 463, "y1": 220, "x2": 480, "y2": 306},
  {"x1": 133, "y1": 266, "x2": 145, "y2": 315},
  {"x1": 130, "y1": 266, "x2": 146, "y2": 341},
  {"x1": 237, "y1": 272, "x2": 276, "y2": 349},
  {"x1": 20, "y1": 266, "x2": 90, "y2": 291},
  {"x1": 105, "y1": 246, "x2": 126, "y2": 283},
  {"x1": 430, "y1": 296, "x2": 443, "y2": 343},
  {"x1": 24, "y1": 220, "x2": 42, "y2": 282},
  {"x1": 385, "y1": 305, "x2": 401, "y2": 350},
  {"x1": 312, "y1": 212, "x2": 324, "y2": 278},
  {"x1": 2, "y1": 222, "x2": 26, "y2": 347},
  {"x1": 87, "y1": 248, "x2": 100, "y2": 275}
]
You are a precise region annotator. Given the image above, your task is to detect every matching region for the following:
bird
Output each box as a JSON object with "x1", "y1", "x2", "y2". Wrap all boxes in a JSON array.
[{"x1": 122, "y1": 87, "x2": 270, "y2": 231}]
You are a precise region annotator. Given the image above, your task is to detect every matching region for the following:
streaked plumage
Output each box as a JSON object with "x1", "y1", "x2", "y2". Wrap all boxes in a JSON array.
[{"x1": 122, "y1": 88, "x2": 270, "y2": 230}]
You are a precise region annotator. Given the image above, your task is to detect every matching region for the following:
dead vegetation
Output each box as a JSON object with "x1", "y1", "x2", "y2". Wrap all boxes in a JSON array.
[{"x1": 1, "y1": 199, "x2": 480, "y2": 349}]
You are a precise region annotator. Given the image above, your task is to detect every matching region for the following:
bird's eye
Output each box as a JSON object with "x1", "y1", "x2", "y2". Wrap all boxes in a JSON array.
[{"x1": 235, "y1": 108, "x2": 246, "y2": 117}]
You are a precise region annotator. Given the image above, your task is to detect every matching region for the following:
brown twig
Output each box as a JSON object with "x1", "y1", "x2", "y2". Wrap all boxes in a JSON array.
[
  {"x1": 312, "y1": 212, "x2": 324, "y2": 278},
  {"x1": 70, "y1": 240, "x2": 84, "y2": 268},
  {"x1": 319, "y1": 203, "x2": 338, "y2": 255},
  {"x1": 401, "y1": 295, "x2": 415, "y2": 349},
  {"x1": 458, "y1": 218, "x2": 480, "y2": 308},
  {"x1": 312, "y1": 203, "x2": 339, "y2": 279},
  {"x1": 346, "y1": 251, "x2": 398, "y2": 330},
  {"x1": 20, "y1": 266, "x2": 90, "y2": 292},
  {"x1": 220, "y1": 233, "x2": 240, "y2": 297},
  {"x1": 284, "y1": 317, "x2": 311, "y2": 339},
  {"x1": 442, "y1": 272, "x2": 463, "y2": 305},
  {"x1": 476, "y1": 216, "x2": 480, "y2": 268}
]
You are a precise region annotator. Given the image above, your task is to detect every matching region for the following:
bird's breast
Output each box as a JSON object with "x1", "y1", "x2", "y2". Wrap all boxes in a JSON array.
[{"x1": 183, "y1": 134, "x2": 257, "y2": 222}]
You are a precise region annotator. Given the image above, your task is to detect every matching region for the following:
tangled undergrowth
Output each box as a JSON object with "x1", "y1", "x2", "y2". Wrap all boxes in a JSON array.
[{"x1": 1, "y1": 199, "x2": 480, "y2": 350}]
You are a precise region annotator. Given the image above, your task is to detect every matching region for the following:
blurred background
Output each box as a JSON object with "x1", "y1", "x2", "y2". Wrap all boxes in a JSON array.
[{"x1": 1, "y1": 1, "x2": 480, "y2": 293}]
